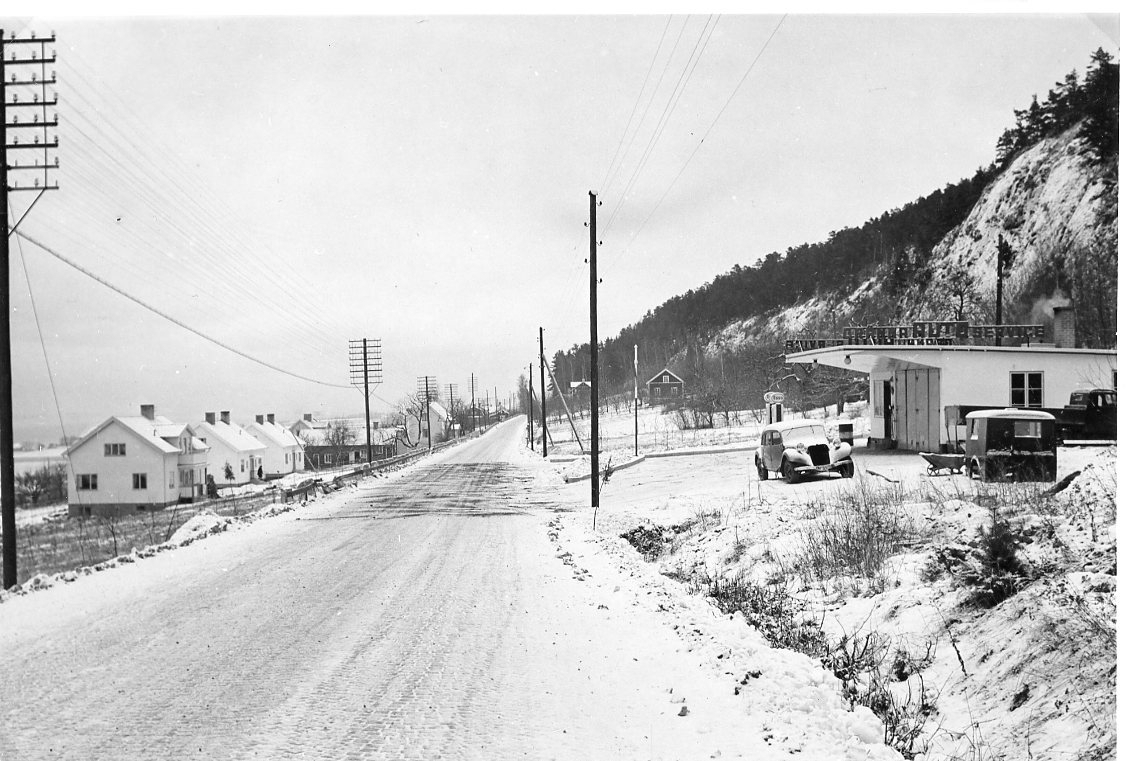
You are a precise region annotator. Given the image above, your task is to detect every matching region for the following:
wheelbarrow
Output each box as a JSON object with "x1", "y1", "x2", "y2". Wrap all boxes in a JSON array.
[{"x1": 919, "y1": 452, "x2": 965, "y2": 476}]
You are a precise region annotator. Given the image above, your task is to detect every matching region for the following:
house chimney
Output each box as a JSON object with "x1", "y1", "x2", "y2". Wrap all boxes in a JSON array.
[
  {"x1": 141, "y1": 404, "x2": 155, "y2": 420},
  {"x1": 267, "y1": 413, "x2": 275, "y2": 425},
  {"x1": 205, "y1": 412, "x2": 216, "y2": 425},
  {"x1": 304, "y1": 413, "x2": 313, "y2": 422},
  {"x1": 1053, "y1": 304, "x2": 1076, "y2": 349},
  {"x1": 220, "y1": 410, "x2": 231, "y2": 425},
  {"x1": 255, "y1": 414, "x2": 264, "y2": 425}
]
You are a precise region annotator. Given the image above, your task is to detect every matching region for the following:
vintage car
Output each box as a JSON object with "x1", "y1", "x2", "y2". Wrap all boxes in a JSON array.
[
  {"x1": 963, "y1": 408, "x2": 1057, "y2": 482},
  {"x1": 755, "y1": 419, "x2": 854, "y2": 483}
]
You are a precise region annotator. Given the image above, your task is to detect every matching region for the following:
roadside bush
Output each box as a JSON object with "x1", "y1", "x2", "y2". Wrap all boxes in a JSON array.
[
  {"x1": 620, "y1": 525, "x2": 668, "y2": 560},
  {"x1": 693, "y1": 572, "x2": 827, "y2": 659},
  {"x1": 791, "y1": 478, "x2": 918, "y2": 593}
]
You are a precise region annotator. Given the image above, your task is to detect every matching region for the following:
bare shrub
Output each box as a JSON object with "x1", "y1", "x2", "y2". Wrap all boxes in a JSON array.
[
  {"x1": 692, "y1": 572, "x2": 827, "y2": 659},
  {"x1": 790, "y1": 478, "x2": 918, "y2": 593},
  {"x1": 825, "y1": 630, "x2": 937, "y2": 759}
]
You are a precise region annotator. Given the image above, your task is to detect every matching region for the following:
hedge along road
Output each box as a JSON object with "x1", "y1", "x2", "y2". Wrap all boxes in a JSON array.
[{"x1": 0, "y1": 416, "x2": 805, "y2": 761}]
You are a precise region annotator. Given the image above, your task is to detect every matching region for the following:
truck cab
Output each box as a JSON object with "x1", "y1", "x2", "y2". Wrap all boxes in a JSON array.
[{"x1": 964, "y1": 409, "x2": 1057, "y2": 482}]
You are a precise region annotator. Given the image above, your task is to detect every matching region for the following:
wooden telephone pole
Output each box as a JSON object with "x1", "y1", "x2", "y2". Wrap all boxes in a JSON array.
[
  {"x1": 2, "y1": 30, "x2": 60, "y2": 589},
  {"x1": 588, "y1": 192, "x2": 599, "y2": 520},
  {"x1": 348, "y1": 338, "x2": 382, "y2": 463}
]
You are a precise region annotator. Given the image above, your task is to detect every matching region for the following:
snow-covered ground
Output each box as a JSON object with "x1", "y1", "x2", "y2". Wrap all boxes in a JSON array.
[
  {"x1": 546, "y1": 401, "x2": 869, "y2": 458},
  {"x1": 0, "y1": 415, "x2": 1113, "y2": 760},
  {"x1": 541, "y1": 407, "x2": 1116, "y2": 761}
]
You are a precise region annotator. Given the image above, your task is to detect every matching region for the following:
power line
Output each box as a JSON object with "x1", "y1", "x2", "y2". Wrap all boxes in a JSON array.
[
  {"x1": 598, "y1": 16, "x2": 673, "y2": 195},
  {"x1": 604, "y1": 15, "x2": 718, "y2": 234},
  {"x1": 613, "y1": 15, "x2": 787, "y2": 266},
  {"x1": 599, "y1": 15, "x2": 691, "y2": 217},
  {"x1": 9, "y1": 200, "x2": 70, "y2": 444},
  {"x1": 15, "y1": 230, "x2": 353, "y2": 389}
]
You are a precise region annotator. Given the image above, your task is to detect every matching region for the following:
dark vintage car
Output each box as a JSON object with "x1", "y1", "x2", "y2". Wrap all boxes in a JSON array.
[
  {"x1": 963, "y1": 408, "x2": 1057, "y2": 482},
  {"x1": 755, "y1": 420, "x2": 854, "y2": 483}
]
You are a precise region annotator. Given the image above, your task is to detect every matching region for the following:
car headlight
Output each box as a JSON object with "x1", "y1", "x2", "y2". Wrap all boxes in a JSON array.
[{"x1": 796, "y1": 443, "x2": 807, "y2": 454}]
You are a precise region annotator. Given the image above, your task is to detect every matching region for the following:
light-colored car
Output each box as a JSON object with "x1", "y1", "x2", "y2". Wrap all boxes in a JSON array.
[{"x1": 755, "y1": 419, "x2": 854, "y2": 483}]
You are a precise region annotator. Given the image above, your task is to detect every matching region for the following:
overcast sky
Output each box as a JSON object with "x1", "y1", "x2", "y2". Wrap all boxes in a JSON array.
[{"x1": 1, "y1": 10, "x2": 1119, "y2": 442}]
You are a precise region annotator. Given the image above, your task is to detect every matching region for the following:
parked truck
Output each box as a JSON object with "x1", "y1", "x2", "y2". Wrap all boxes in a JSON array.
[{"x1": 947, "y1": 387, "x2": 1116, "y2": 447}]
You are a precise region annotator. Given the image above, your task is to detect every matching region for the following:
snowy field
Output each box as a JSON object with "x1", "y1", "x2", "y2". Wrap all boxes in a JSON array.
[
  {"x1": 545, "y1": 401, "x2": 869, "y2": 459},
  {"x1": 542, "y1": 429, "x2": 1116, "y2": 761}
]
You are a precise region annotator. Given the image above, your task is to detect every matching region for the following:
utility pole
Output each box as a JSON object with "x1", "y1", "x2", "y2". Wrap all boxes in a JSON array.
[
  {"x1": 349, "y1": 338, "x2": 382, "y2": 463},
  {"x1": 445, "y1": 383, "x2": 458, "y2": 437},
  {"x1": 468, "y1": 373, "x2": 476, "y2": 435},
  {"x1": 588, "y1": 191, "x2": 599, "y2": 520},
  {"x1": 417, "y1": 376, "x2": 436, "y2": 449},
  {"x1": 539, "y1": 328, "x2": 548, "y2": 457},
  {"x1": 634, "y1": 343, "x2": 639, "y2": 457},
  {"x1": 2, "y1": 30, "x2": 60, "y2": 589}
]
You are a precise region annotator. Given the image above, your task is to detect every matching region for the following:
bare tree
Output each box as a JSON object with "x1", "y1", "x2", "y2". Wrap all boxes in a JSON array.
[{"x1": 324, "y1": 419, "x2": 356, "y2": 467}]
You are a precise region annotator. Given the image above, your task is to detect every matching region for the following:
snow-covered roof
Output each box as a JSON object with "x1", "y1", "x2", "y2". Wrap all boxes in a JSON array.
[
  {"x1": 190, "y1": 420, "x2": 266, "y2": 454},
  {"x1": 966, "y1": 408, "x2": 1057, "y2": 421},
  {"x1": 295, "y1": 418, "x2": 378, "y2": 447},
  {"x1": 245, "y1": 420, "x2": 303, "y2": 449},
  {"x1": 66, "y1": 415, "x2": 201, "y2": 457},
  {"x1": 428, "y1": 401, "x2": 449, "y2": 420}
]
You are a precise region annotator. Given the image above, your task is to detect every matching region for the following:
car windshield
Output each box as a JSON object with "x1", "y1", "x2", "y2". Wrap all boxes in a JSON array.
[{"x1": 781, "y1": 425, "x2": 826, "y2": 446}]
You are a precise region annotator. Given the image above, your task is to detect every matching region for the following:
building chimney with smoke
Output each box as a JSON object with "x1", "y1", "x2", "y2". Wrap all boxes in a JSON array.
[{"x1": 1053, "y1": 304, "x2": 1076, "y2": 349}]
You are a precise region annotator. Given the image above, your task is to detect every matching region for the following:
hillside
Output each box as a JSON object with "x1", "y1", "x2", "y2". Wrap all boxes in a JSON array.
[
  {"x1": 710, "y1": 120, "x2": 1118, "y2": 354},
  {"x1": 550, "y1": 51, "x2": 1118, "y2": 397}
]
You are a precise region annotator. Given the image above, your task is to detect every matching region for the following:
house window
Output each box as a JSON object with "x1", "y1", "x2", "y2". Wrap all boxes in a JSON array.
[
  {"x1": 77, "y1": 473, "x2": 98, "y2": 490},
  {"x1": 132, "y1": 473, "x2": 148, "y2": 490},
  {"x1": 663, "y1": 374, "x2": 670, "y2": 383},
  {"x1": 285, "y1": 452, "x2": 289, "y2": 464},
  {"x1": 104, "y1": 443, "x2": 126, "y2": 456},
  {"x1": 241, "y1": 460, "x2": 246, "y2": 473},
  {"x1": 1010, "y1": 372, "x2": 1043, "y2": 407},
  {"x1": 169, "y1": 472, "x2": 176, "y2": 489}
]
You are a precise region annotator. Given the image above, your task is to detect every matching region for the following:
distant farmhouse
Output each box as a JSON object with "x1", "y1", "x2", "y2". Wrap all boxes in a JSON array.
[
  {"x1": 65, "y1": 404, "x2": 209, "y2": 517},
  {"x1": 646, "y1": 368, "x2": 685, "y2": 405},
  {"x1": 290, "y1": 414, "x2": 397, "y2": 469}
]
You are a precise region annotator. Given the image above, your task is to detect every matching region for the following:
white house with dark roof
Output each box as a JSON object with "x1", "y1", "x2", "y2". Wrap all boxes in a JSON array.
[
  {"x1": 188, "y1": 411, "x2": 267, "y2": 485},
  {"x1": 244, "y1": 413, "x2": 305, "y2": 478},
  {"x1": 64, "y1": 404, "x2": 209, "y2": 517}
]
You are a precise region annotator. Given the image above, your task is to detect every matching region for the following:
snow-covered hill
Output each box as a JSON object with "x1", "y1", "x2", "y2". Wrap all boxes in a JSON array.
[{"x1": 707, "y1": 122, "x2": 1117, "y2": 355}]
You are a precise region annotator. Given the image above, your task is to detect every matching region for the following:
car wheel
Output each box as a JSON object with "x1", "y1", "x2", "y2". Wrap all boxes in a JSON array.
[
  {"x1": 756, "y1": 457, "x2": 769, "y2": 481},
  {"x1": 781, "y1": 459, "x2": 800, "y2": 485},
  {"x1": 840, "y1": 460, "x2": 855, "y2": 478},
  {"x1": 980, "y1": 459, "x2": 999, "y2": 483}
]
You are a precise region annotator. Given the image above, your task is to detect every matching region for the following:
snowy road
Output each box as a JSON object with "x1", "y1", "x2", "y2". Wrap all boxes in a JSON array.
[{"x1": 2, "y1": 417, "x2": 871, "y2": 761}]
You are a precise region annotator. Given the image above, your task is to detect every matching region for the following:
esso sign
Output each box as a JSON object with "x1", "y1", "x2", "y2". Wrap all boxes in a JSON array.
[{"x1": 763, "y1": 391, "x2": 785, "y2": 404}]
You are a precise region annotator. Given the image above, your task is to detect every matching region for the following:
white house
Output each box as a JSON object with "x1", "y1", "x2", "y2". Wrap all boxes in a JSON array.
[
  {"x1": 189, "y1": 411, "x2": 267, "y2": 486},
  {"x1": 244, "y1": 413, "x2": 306, "y2": 479},
  {"x1": 65, "y1": 404, "x2": 209, "y2": 517},
  {"x1": 785, "y1": 343, "x2": 1117, "y2": 453}
]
